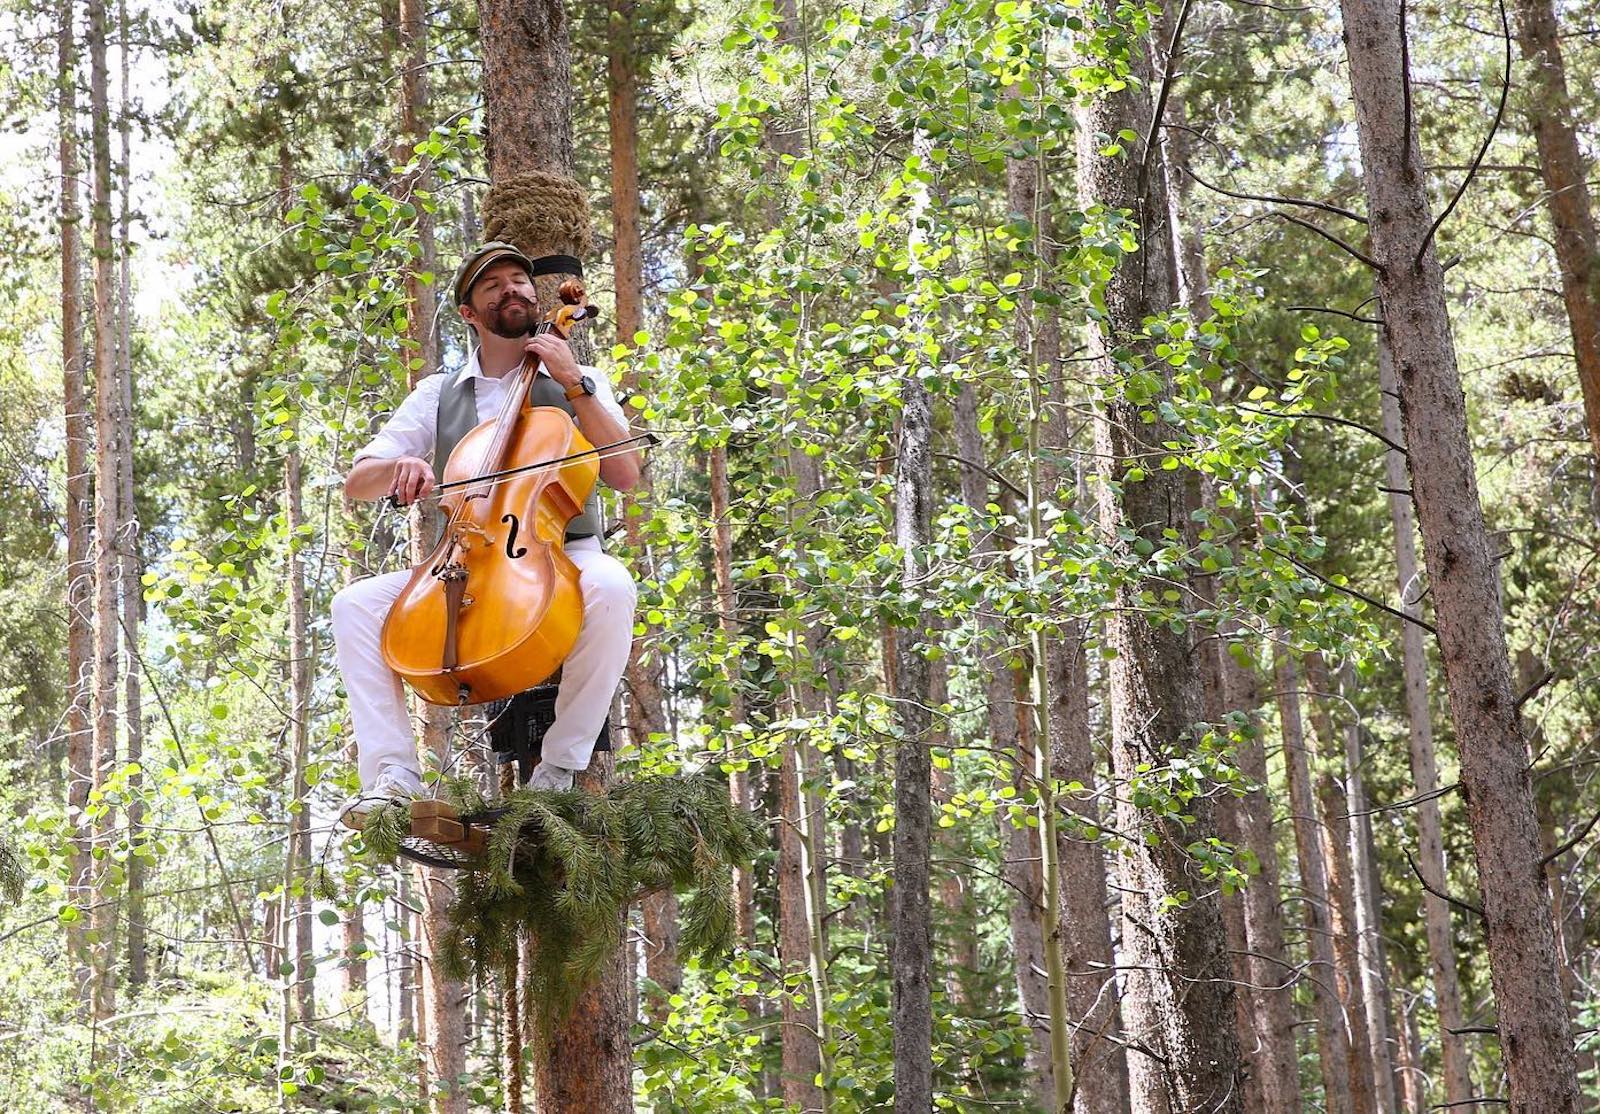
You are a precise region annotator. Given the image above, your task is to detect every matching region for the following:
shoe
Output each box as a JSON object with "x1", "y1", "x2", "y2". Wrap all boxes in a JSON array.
[
  {"x1": 527, "y1": 761, "x2": 576, "y2": 792},
  {"x1": 340, "y1": 767, "x2": 423, "y2": 828}
]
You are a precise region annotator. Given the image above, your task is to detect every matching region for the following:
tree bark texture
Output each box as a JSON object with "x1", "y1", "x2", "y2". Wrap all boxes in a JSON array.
[
  {"x1": 1303, "y1": 656, "x2": 1379, "y2": 1114},
  {"x1": 87, "y1": 0, "x2": 119, "y2": 1023},
  {"x1": 477, "y1": 0, "x2": 573, "y2": 197},
  {"x1": 1332, "y1": 665, "x2": 1400, "y2": 1114},
  {"x1": 1219, "y1": 635, "x2": 1300, "y2": 1113},
  {"x1": 116, "y1": 0, "x2": 147, "y2": 991},
  {"x1": 1272, "y1": 649, "x2": 1353, "y2": 1114},
  {"x1": 955, "y1": 388, "x2": 1054, "y2": 1103},
  {"x1": 708, "y1": 445, "x2": 756, "y2": 942},
  {"x1": 1340, "y1": 3, "x2": 1580, "y2": 1106},
  {"x1": 891, "y1": 364, "x2": 934, "y2": 1113},
  {"x1": 1075, "y1": 5, "x2": 1242, "y2": 1108},
  {"x1": 285, "y1": 434, "x2": 315, "y2": 1028},
  {"x1": 1512, "y1": 0, "x2": 1600, "y2": 471},
  {"x1": 1375, "y1": 318, "x2": 1475, "y2": 1107},
  {"x1": 59, "y1": 0, "x2": 94, "y2": 990},
  {"x1": 341, "y1": 501, "x2": 372, "y2": 1009}
]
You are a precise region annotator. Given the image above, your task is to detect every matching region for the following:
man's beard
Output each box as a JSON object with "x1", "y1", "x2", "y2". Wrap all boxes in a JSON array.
[{"x1": 483, "y1": 295, "x2": 534, "y2": 339}]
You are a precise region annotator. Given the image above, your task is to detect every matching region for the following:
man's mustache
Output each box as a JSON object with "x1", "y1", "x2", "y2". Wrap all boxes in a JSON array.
[{"x1": 493, "y1": 293, "x2": 533, "y2": 312}]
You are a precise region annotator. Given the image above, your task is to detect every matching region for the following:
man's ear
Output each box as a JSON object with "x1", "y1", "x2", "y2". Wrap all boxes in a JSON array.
[{"x1": 458, "y1": 303, "x2": 477, "y2": 330}]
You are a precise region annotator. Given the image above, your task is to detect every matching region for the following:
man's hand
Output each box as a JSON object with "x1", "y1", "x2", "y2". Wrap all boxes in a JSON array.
[
  {"x1": 387, "y1": 456, "x2": 435, "y2": 506},
  {"x1": 523, "y1": 333, "x2": 581, "y2": 388}
]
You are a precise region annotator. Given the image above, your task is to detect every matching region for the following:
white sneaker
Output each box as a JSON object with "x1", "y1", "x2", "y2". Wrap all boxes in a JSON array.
[
  {"x1": 527, "y1": 762, "x2": 575, "y2": 792},
  {"x1": 340, "y1": 767, "x2": 423, "y2": 828}
]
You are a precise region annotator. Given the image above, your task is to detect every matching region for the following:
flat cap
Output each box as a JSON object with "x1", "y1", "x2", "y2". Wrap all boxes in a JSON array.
[{"x1": 452, "y1": 241, "x2": 535, "y2": 307}]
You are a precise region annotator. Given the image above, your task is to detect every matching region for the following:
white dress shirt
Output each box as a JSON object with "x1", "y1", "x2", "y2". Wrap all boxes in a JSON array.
[{"x1": 354, "y1": 348, "x2": 629, "y2": 465}]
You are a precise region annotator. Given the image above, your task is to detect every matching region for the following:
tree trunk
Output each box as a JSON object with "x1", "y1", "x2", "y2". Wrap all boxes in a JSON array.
[
  {"x1": 606, "y1": 0, "x2": 678, "y2": 1020},
  {"x1": 1335, "y1": 666, "x2": 1400, "y2": 1114},
  {"x1": 396, "y1": 1, "x2": 466, "y2": 1105},
  {"x1": 1074, "y1": 5, "x2": 1242, "y2": 1107},
  {"x1": 1221, "y1": 630, "x2": 1301, "y2": 1112},
  {"x1": 891, "y1": 343, "x2": 934, "y2": 1113},
  {"x1": 956, "y1": 388, "x2": 1053, "y2": 1102},
  {"x1": 1375, "y1": 324, "x2": 1474, "y2": 1106},
  {"x1": 708, "y1": 445, "x2": 755, "y2": 942},
  {"x1": 1340, "y1": 3, "x2": 1580, "y2": 1105},
  {"x1": 342, "y1": 500, "x2": 371, "y2": 1012},
  {"x1": 1303, "y1": 655, "x2": 1379, "y2": 1114},
  {"x1": 1273, "y1": 649, "x2": 1353, "y2": 1113},
  {"x1": 285, "y1": 432, "x2": 315, "y2": 1030},
  {"x1": 475, "y1": 0, "x2": 634, "y2": 1106},
  {"x1": 86, "y1": 0, "x2": 119, "y2": 1023},
  {"x1": 59, "y1": 0, "x2": 94, "y2": 993},
  {"x1": 1512, "y1": 0, "x2": 1600, "y2": 471},
  {"x1": 115, "y1": 0, "x2": 147, "y2": 993}
]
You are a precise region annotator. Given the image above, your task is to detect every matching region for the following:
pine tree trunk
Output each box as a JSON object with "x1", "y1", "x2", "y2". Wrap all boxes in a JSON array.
[
  {"x1": 59, "y1": 0, "x2": 94, "y2": 992},
  {"x1": 1303, "y1": 655, "x2": 1379, "y2": 1114},
  {"x1": 115, "y1": 0, "x2": 147, "y2": 992},
  {"x1": 1333, "y1": 665, "x2": 1400, "y2": 1114},
  {"x1": 395, "y1": 0, "x2": 466, "y2": 1103},
  {"x1": 1512, "y1": 0, "x2": 1600, "y2": 471},
  {"x1": 1160, "y1": 102, "x2": 1267, "y2": 1107},
  {"x1": 606, "y1": 0, "x2": 679, "y2": 1017},
  {"x1": 476, "y1": 1, "x2": 634, "y2": 1106},
  {"x1": 1220, "y1": 628, "x2": 1301, "y2": 1112},
  {"x1": 1074, "y1": 5, "x2": 1242, "y2": 1107},
  {"x1": 1340, "y1": 2, "x2": 1580, "y2": 1105},
  {"x1": 86, "y1": 0, "x2": 119, "y2": 1023},
  {"x1": 956, "y1": 388, "x2": 1053, "y2": 1101},
  {"x1": 1273, "y1": 649, "x2": 1353, "y2": 1113},
  {"x1": 1376, "y1": 320, "x2": 1475, "y2": 1107},
  {"x1": 1010, "y1": 95, "x2": 1129, "y2": 1110}
]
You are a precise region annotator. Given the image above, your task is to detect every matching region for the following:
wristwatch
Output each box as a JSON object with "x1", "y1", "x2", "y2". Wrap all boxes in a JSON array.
[{"x1": 564, "y1": 374, "x2": 596, "y2": 402}]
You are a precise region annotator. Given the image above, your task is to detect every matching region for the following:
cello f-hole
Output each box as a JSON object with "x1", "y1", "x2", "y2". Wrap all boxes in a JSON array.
[{"x1": 501, "y1": 513, "x2": 528, "y2": 559}]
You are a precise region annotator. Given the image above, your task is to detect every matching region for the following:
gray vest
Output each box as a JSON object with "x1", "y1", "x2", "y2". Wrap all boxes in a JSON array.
[{"x1": 433, "y1": 363, "x2": 602, "y2": 542}]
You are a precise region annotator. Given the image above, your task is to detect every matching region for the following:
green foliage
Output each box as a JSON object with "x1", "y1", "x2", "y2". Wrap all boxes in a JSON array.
[{"x1": 427, "y1": 772, "x2": 763, "y2": 1024}]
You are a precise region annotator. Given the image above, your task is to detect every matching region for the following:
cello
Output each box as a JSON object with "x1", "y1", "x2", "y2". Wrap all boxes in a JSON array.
[{"x1": 380, "y1": 280, "x2": 604, "y2": 707}]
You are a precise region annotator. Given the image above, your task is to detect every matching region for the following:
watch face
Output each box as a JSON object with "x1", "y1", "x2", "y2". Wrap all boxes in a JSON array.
[{"x1": 580, "y1": 374, "x2": 596, "y2": 395}]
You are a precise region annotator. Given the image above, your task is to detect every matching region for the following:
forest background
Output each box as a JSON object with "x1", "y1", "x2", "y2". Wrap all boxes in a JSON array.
[{"x1": 3, "y1": 0, "x2": 1600, "y2": 1109}]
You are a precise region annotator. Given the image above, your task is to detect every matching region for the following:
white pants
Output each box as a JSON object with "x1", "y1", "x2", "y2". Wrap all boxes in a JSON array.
[{"x1": 331, "y1": 537, "x2": 637, "y2": 790}]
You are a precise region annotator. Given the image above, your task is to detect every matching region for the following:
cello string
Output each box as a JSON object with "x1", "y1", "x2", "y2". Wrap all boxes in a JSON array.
[{"x1": 392, "y1": 436, "x2": 661, "y2": 512}]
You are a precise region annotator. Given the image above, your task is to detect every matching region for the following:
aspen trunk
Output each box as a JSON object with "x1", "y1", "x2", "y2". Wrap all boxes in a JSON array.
[
  {"x1": 285, "y1": 432, "x2": 314, "y2": 1029},
  {"x1": 60, "y1": 0, "x2": 94, "y2": 991},
  {"x1": 341, "y1": 501, "x2": 371, "y2": 1011},
  {"x1": 1075, "y1": 4, "x2": 1242, "y2": 1106},
  {"x1": 890, "y1": 329, "x2": 934, "y2": 1114},
  {"x1": 1512, "y1": 0, "x2": 1600, "y2": 471},
  {"x1": 86, "y1": 0, "x2": 119, "y2": 1023},
  {"x1": 1340, "y1": 2, "x2": 1580, "y2": 1105},
  {"x1": 1376, "y1": 322, "x2": 1474, "y2": 1106},
  {"x1": 708, "y1": 446, "x2": 755, "y2": 942}
]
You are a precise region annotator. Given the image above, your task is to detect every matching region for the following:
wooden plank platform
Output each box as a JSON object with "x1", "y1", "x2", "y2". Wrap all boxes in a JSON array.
[{"x1": 343, "y1": 799, "x2": 489, "y2": 859}]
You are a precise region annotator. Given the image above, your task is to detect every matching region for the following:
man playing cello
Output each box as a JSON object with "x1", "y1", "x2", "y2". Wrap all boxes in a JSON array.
[{"x1": 334, "y1": 242, "x2": 641, "y2": 820}]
